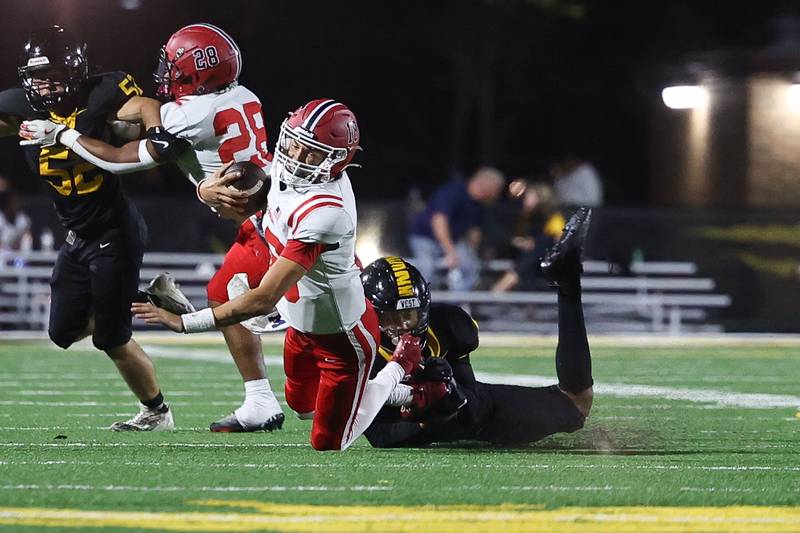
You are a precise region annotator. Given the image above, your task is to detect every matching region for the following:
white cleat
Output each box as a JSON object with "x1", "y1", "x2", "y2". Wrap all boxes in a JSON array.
[{"x1": 110, "y1": 404, "x2": 175, "y2": 431}]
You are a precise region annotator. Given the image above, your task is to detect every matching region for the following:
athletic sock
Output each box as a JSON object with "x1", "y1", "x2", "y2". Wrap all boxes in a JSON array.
[
  {"x1": 141, "y1": 391, "x2": 165, "y2": 411},
  {"x1": 555, "y1": 284, "x2": 593, "y2": 394},
  {"x1": 235, "y1": 378, "x2": 282, "y2": 426}
]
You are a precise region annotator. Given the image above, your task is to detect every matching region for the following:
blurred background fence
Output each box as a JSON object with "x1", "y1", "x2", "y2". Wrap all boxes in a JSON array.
[{"x1": 3, "y1": 196, "x2": 798, "y2": 334}]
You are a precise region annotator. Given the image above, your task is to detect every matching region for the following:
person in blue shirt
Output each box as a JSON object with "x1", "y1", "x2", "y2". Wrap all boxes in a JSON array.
[{"x1": 408, "y1": 167, "x2": 504, "y2": 290}]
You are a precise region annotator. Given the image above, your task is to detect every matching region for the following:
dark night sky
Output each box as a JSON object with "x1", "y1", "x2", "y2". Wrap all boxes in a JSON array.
[{"x1": 1, "y1": 0, "x2": 798, "y2": 205}]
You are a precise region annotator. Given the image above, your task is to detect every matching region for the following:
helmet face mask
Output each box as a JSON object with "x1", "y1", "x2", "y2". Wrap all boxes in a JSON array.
[
  {"x1": 153, "y1": 46, "x2": 177, "y2": 101},
  {"x1": 378, "y1": 308, "x2": 422, "y2": 346},
  {"x1": 274, "y1": 120, "x2": 349, "y2": 186},
  {"x1": 18, "y1": 26, "x2": 88, "y2": 112},
  {"x1": 273, "y1": 99, "x2": 360, "y2": 187}
]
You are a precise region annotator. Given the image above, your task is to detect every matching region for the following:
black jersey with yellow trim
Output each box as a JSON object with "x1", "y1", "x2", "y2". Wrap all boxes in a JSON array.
[
  {"x1": 0, "y1": 71, "x2": 143, "y2": 236},
  {"x1": 372, "y1": 303, "x2": 479, "y2": 376}
]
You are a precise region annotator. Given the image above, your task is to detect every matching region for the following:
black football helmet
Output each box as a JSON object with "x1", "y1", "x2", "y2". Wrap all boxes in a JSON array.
[
  {"x1": 361, "y1": 257, "x2": 431, "y2": 343},
  {"x1": 18, "y1": 26, "x2": 88, "y2": 111}
]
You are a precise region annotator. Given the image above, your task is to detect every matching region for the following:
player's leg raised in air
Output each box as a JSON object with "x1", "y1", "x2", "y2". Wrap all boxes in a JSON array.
[{"x1": 478, "y1": 208, "x2": 594, "y2": 445}]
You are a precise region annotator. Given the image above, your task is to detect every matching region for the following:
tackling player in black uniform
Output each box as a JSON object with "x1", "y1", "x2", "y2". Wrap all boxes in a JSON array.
[
  {"x1": 0, "y1": 26, "x2": 174, "y2": 430},
  {"x1": 361, "y1": 208, "x2": 594, "y2": 447}
]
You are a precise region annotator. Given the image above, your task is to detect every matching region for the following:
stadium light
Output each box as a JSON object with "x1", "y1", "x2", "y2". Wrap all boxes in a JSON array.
[
  {"x1": 788, "y1": 84, "x2": 800, "y2": 110},
  {"x1": 356, "y1": 234, "x2": 384, "y2": 265},
  {"x1": 661, "y1": 85, "x2": 708, "y2": 110}
]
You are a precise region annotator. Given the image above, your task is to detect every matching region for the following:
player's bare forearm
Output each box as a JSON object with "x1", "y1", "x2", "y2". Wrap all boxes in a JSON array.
[
  {"x1": 133, "y1": 258, "x2": 305, "y2": 333},
  {"x1": 431, "y1": 213, "x2": 456, "y2": 254},
  {"x1": 212, "y1": 257, "x2": 307, "y2": 327},
  {"x1": 116, "y1": 96, "x2": 163, "y2": 130}
]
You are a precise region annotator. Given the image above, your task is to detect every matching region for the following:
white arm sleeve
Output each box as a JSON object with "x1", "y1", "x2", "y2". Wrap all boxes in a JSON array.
[{"x1": 60, "y1": 129, "x2": 158, "y2": 174}]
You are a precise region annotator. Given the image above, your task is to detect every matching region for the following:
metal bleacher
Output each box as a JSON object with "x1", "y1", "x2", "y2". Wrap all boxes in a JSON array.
[
  {"x1": 444, "y1": 259, "x2": 731, "y2": 334},
  {"x1": 0, "y1": 251, "x2": 731, "y2": 334}
]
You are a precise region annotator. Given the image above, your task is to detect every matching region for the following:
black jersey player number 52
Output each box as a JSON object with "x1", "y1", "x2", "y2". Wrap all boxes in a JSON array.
[{"x1": 39, "y1": 75, "x2": 143, "y2": 196}]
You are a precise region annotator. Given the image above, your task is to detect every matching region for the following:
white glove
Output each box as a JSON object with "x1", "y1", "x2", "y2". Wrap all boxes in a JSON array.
[{"x1": 19, "y1": 119, "x2": 68, "y2": 147}]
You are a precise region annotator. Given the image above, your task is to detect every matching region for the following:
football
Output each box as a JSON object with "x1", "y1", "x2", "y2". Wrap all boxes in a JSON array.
[{"x1": 224, "y1": 160, "x2": 269, "y2": 216}]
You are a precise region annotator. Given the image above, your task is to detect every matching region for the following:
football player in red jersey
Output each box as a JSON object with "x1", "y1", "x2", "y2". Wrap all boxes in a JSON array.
[
  {"x1": 20, "y1": 24, "x2": 285, "y2": 433},
  {"x1": 134, "y1": 100, "x2": 424, "y2": 451}
]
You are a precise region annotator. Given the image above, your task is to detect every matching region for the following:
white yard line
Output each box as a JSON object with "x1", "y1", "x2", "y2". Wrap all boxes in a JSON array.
[
  {"x1": 0, "y1": 483, "x2": 391, "y2": 493},
  {"x1": 5, "y1": 483, "x2": 791, "y2": 495},
  {"x1": 140, "y1": 345, "x2": 800, "y2": 410},
  {"x1": 3, "y1": 459, "x2": 797, "y2": 472},
  {"x1": 7, "y1": 330, "x2": 800, "y2": 346},
  {"x1": 0, "y1": 442, "x2": 307, "y2": 448},
  {"x1": 2, "y1": 347, "x2": 797, "y2": 411},
  {"x1": 143, "y1": 345, "x2": 284, "y2": 366},
  {"x1": 474, "y1": 372, "x2": 800, "y2": 409}
]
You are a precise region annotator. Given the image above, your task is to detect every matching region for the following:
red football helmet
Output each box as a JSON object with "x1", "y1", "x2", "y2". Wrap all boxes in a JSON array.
[
  {"x1": 273, "y1": 99, "x2": 361, "y2": 186},
  {"x1": 154, "y1": 23, "x2": 241, "y2": 100}
]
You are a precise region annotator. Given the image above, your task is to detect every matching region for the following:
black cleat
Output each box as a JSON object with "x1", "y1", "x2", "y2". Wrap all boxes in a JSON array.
[
  {"x1": 209, "y1": 412, "x2": 285, "y2": 433},
  {"x1": 540, "y1": 207, "x2": 592, "y2": 284}
]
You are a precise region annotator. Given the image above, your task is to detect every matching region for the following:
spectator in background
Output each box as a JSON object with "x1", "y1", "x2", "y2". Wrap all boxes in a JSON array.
[
  {"x1": 409, "y1": 167, "x2": 505, "y2": 290},
  {"x1": 551, "y1": 154, "x2": 603, "y2": 208},
  {"x1": 0, "y1": 177, "x2": 31, "y2": 251},
  {"x1": 492, "y1": 180, "x2": 565, "y2": 292}
]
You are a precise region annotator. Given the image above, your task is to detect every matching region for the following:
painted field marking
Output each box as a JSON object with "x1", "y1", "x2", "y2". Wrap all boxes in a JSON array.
[
  {"x1": 0, "y1": 484, "x2": 390, "y2": 493},
  {"x1": 136, "y1": 345, "x2": 800, "y2": 410},
  {"x1": 475, "y1": 372, "x2": 800, "y2": 409},
  {"x1": 1, "y1": 502, "x2": 800, "y2": 533},
  {"x1": 2, "y1": 459, "x2": 798, "y2": 473},
  {"x1": 0, "y1": 443, "x2": 307, "y2": 448},
  {"x1": 7, "y1": 390, "x2": 283, "y2": 398},
  {"x1": 1, "y1": 482, "x2": 797, "y2": 495}
]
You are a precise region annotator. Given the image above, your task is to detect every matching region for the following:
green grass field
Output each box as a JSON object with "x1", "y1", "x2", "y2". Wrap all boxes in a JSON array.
[{"x1": 0, "y1": 335, "x2": 798, "y2": 532}]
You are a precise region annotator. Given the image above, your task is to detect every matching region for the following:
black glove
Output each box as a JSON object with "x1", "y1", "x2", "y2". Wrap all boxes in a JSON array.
[
  {"x1": 146, "y1": 126, "x2": 190, "y2": 160},
  {"x1": 412, "y1": 357, "x2": 454, "y2": 382}
]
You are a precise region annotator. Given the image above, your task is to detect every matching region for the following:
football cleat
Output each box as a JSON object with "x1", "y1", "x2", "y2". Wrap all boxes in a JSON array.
[
  {"x1": 391, "y1": 333, "x2": 423, "y2": 376},
  {"x1": 142, "y1": 272, "x2": 196, "y2": 315},
  {"x1": 540, "y1": 207, "x2": 592, "y2": 283},
  {"x1": 209, "y1": 412, "x2": 285, "y2": 433},
  {"x1": 110, "y1": 404, "x2": 174, "y2": 431}
]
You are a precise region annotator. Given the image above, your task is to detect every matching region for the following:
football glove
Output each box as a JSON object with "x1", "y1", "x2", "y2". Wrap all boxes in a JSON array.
[
  {"x1": 413, "y1": 357, "x2": 454, "y2": 382},
  {"x1": 19, "y1": 119, "x2": 67, "y2": 147}
]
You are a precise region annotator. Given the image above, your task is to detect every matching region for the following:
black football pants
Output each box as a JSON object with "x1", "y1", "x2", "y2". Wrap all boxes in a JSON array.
[{"x1": 48, "y1": 216, "x2": 146, "y2": 352}]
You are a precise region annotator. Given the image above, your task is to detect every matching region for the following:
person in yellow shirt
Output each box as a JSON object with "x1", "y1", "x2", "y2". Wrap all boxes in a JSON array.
[{"x1": 492, "y1": 180, "x2": 565, "y2": 292}]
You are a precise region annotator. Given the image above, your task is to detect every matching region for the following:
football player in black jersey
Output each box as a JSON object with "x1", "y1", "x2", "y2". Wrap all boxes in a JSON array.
[
  {"x1": 0, "y1": 26, "x2": 175, "y2": 430},
  {"x1": 361, "y1": 208, "x2": 594, "y2": 447}
]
